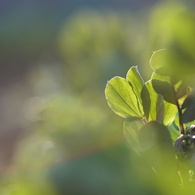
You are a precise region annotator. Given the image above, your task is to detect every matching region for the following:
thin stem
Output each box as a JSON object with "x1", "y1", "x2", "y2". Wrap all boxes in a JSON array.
[
  {"x1": 142, "y1": 117, "x2": 148, "y2": 124},
  {"x1": 176, "y1": 100, "x2": 184, "y2": 134}
]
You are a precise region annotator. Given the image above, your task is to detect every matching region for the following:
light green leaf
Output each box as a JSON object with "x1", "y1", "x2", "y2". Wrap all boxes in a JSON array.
[
  {"x1": 163, "y1": 101, "x2": 177, "y2": 126},
  {"x1": 152, "y1": 71, "x2": 171, "y2": 83},
  {"x1": 142, "y1": 80, "x2": 177, "y2": 126},
  {"x1": 142, "y1": 81, "x2": 164, "y2": 122},
  {"x1": 126, "y1": 66, "x2": 144, "y2": 116},
  {"x1": 150, "y1": 49, "x2": 167, "y2": 71},
  {"x1": 105, "y1": 76, "x2": 143, "y2": 118},
  {"x1": 152, "y1": 79, "x2": 176, "y2": 105},
  {"x1": 123, "y1": 117, "x2": 144, "y2": 153}
]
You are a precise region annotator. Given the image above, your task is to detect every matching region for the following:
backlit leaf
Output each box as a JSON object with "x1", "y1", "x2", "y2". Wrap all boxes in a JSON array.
[
  {"x1": 126, "y1": 66, "x2": 144, "y2": 115},
  {"x1": 150, "y1": 49, "x2": 167, "y2": 71},
  {"x1": 105, "y1": 76, "x2": 143, "y2": 118}
]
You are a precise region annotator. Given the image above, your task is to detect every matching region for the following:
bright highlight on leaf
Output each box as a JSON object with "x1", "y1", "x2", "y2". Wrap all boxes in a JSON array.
[
  {"x1": 150, "y1": 49, "x2": 167, "y2": 71},
  {"x1": 105, "y1": 76, "x2": 144, "y2": 118},
  {"x1": 105, "y1": 48, "x2": 193, "y2": 156}
]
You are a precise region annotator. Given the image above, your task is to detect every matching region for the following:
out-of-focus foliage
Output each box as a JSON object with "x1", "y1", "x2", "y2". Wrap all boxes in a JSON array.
[
  {"x1": 148, "y1": 1, "x2": 195, "y2": 85},
  {"x1": 1, "y1": 0, "x2": 195, "y2": 194},
  {"x1": 58, "y1": 10, "x2": 136, "y2": 91}
]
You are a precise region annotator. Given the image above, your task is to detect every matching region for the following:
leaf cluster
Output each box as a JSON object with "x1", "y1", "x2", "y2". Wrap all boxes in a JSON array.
[{"x1": 105, "y1": 49, "x2": 195, "y2": 156}]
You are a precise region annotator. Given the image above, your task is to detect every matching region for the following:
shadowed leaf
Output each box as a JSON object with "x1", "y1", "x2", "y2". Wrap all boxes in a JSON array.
[{"x1": 152, "y1": 79, "x2": 176, "y2": 105}]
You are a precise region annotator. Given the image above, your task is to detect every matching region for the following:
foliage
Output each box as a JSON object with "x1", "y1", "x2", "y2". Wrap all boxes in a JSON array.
[{"x1": 105, "y1": 49, "x2": 195, "y2": 190}]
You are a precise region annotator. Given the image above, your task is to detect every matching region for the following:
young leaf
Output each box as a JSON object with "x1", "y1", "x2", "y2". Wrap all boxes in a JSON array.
[
  {"x1": 141, "y1": 84, "x2": 151, "y2": 120},
  {"x1": 150, "y1": 49, "x2": 167, "y2": 71},
  {"x1": 141, "y1": 80, "x2": 177, "y2": 126},
  {"x1": 105, "y1": 76, "x2": 143, "y2": 118},
  {"x1": 152, "y1": 79, "x2": 176, "y2": 105},
  {"x1": 163, "y1": 101, "x2": 177, "y2": 126},
  {"x1": 123, "y1": 117, "x2": 144, "y2": 153},
  {"x1": 141, "y1": 81, "x2": 164, "y2": 123},
  {"x1": 152, "y1": 71, "x2": 170, "y2": 83},
  {"x1": 126, "y1": 66, "x2": 144, "y2": 116}
]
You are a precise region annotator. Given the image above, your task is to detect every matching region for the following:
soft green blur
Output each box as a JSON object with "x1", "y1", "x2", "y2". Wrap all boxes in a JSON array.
[{"x1": 1, "y1": 1, "x2": 195, "y2": 194}]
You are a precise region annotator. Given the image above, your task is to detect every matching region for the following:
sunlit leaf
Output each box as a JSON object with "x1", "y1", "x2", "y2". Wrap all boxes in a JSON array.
[
  {"x1": 163, "y1": 101, "x2": 177, "y2": 126},
  {"x1": 105, "y1": 76, "x2": 143, "y2": 118},
  {"x1": 152, "y1": 79, "x2": 176, "y2": 105},
  {"x1": 141, "y1": 81, "x2": 164, "y2": 123},
  {"x1": 141, "y1": 81, "x2": 177, "y2": 126},
  {"x1": 150, "y1": 49, "x2": 167, "y2": 71},
  {"x1": 151, "y1": 71, "x2": 170, "y2": 83},
  {"x1": 126, "y1": 66, "x2": 144, "y2": 115}
]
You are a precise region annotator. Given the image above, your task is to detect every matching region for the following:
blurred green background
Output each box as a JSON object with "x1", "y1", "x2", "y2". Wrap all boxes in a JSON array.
[{"x1": 0, "y1": 0, "x2": 195, "y2": 194}]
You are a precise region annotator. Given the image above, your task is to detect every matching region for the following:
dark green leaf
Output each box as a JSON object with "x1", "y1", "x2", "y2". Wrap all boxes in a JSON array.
[
  {"x1": 156, "y1": 95, "x2": 164, "y2": 124},
  {"x1": 182, "y1": 105, "x2": 195, "y2": 123},
  {"x1": 141, "y1": 84, "x2": 151, "y2": 120},
  {"x1": 138, "y1": 121, "x2": 173, "y2": 151},
  {"x1": 181, "y1": 91, "x2": 195, "y2": 123},
  {"x1": 138, "y1": 121, "x2": 174, "y2": 170},
  {"x1": 175, "y1": 81, "x2": 190, "y2": 100},
  {"x1": 182, "y1": 91, "x2": 195, "y2": 109},
  {"x1": 152, "y1": 79, "x2": 176, "y2": 105}
]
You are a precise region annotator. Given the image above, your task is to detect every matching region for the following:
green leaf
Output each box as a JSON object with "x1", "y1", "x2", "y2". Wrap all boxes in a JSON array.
[
  {"x1": 138, "y1": 121, "x2": 173, "y2": 151},
  {"x1": 181, "y1": 91, "x2": 195, "y2": 123},
  {"x1": 152, "y1": 79, "x2": 176, "y2": 105},
  {"x1": 141, "y1": 81, "x2": 164, "y2": 123},
  {"x1": 175, "y1": 81, "x2": 190, "y2": 100},
  {"x1": 141, "y1": 80, "x2": 177, "y2": 126},
  {"x1": 126, "y1": 66, "x2": 144, "y2": 116},
  {"x1": 105, "y1": 76, "x2": 143, "y2": 118},
  {"x1": 138, "y1": 121, "x2": 174, "y2": 170},
  {"x1": 163, "y1": 101, "x2": 177, "y2": 126},
  {"x1": 152, "y1": 71, "x2": 170, "y2": 83},
  {"x1": 182, "y1": 92, "x2": 195, "y2": 109},
  {"x1": 141, "y1": 84, "x2": 151, "y2": 120},
  {"x1": 182, "y1": 105, "x2": 195, "y2": 123},
  {"x1": 123, "y1": 117, "x2": 144, "y2": 153},
  {"x1": 150, "y1": 49, "x2": 167, "y2": 71},
  {"x1": 167, "y1": 120, "x2": 180, "y2": 143}
]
